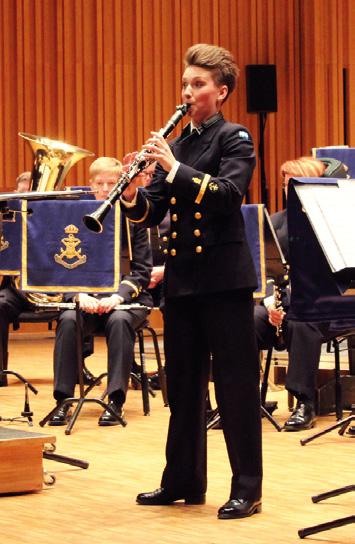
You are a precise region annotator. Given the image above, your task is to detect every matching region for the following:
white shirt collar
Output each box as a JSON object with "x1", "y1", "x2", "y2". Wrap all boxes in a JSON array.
[{"x1": 190, "y1": 121, "x2": 203, "y2": 135}]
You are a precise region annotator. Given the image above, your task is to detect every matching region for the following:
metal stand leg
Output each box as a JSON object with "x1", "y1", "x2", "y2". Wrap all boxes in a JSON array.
[
  {"x1": 43, "y1": 451, "x2": 89, "y2": 469},
  {"x1": 298, "y1": 486, "x2": 355, "y2": 538},
  {"x1": 300, "y1": 414, "x2": 355, "y2": 445},
  {"x1": 207, "y1": 404, "x2": 282, "y2": 432},
  {"x1": 261, "y1": 405, "x2": 282, "y2": 431},
  {"x1": 0, "y1": 370, "x2": 38, "y2": 425},
  {"x1": 39, "y1": 302, "x2": 126, "y2": 434},
  {"x1": 299, "y1": 515, "x2": 355, "y2": 538}
]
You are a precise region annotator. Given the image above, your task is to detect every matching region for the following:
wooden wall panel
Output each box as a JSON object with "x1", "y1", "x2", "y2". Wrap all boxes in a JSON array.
[{"x1": 0, "y1": 0, "x2": 354, "y2": 213}]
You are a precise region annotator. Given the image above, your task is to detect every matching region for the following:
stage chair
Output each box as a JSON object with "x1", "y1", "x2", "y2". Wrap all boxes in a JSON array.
[{"x1": 86, "y1": 316, "x2": 168, "y2": 416}]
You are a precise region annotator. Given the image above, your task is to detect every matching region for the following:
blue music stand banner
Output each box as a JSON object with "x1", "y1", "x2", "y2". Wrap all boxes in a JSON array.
[
  {"x1": 241, "y1": 204, "x2": 266, "y2": 298},
  {"x1": 0, "y1": 200, "x2": 22, "y2": 275},
  {"x1": 21, "y1": 200, "x2": 121, "y2": 294}
]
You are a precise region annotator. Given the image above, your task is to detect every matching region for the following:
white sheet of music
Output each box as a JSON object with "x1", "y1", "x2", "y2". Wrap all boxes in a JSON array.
[{"x1": 295, "y1": 180, "x2": 355, "y2": 272}]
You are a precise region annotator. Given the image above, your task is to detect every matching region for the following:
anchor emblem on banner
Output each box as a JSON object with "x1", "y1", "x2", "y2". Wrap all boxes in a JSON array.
[{"x1": 54, "y1": 224, "x2": 87, "y2": 269}]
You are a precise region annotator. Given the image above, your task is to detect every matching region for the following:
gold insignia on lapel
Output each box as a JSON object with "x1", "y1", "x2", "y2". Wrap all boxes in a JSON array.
[
  {"x1": 192, "y1": 177, "x2": 202, "y2": 185},
  {"x1": 208, "y1": 182, "x2": 218, "y2": 192},
  {"x1": 54, "y1": 224, "x2": 87, "y2": 269},
  {"x1": 0, "y1": 234, "x2": 9, "y2": 252}
]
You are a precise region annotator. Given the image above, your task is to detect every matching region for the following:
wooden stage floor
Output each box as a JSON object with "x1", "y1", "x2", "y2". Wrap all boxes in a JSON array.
[{"x1": 0, "y1": 333, "x2": 353, "y2": 544}]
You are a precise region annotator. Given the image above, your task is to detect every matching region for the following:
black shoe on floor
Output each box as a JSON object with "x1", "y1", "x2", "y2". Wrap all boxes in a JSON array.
[
  {"x1": 218, "y1": 498, "x2": 262, "y2": 519},
  {"x1": 136, "y1": 487, "x2": 206, "y2": 505},
  {"x1": 148, "y1": 373, "x2": 161, "y2": 390},
  {"x1": 48, "y1": 403, "x2": 72, "y2": 426},
  {"x1": 284, "y1": 401, "x2": 315, "y2": 431},
  {"x1": 98, "y1": 400, "x2": 125, "y2": 426}
]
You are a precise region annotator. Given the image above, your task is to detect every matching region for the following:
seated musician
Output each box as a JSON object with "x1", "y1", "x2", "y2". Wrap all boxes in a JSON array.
[
  {"x1": 0, "y1": 171, "x2": 45, "y2": 377},
  {"x1": 49, "y1": 157, "x2": 153, "y2": 426},
  {"x1": 255, "y1": 156, "x2": 349, "y2": 431},
  {"x1": 0, "y1": 171, "x2": 98, "y2": 386},
  {"x1": 14, "y1": 171, "x2": 31, "y2": 193}
]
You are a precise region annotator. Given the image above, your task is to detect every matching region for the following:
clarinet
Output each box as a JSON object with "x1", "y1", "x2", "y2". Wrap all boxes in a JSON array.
[
  {"x1": 272, "y1": 267, "x2": 289, "y2": 349},
  {"x1": 83, "y1": 103, "x2": 190, "y2": 233}
]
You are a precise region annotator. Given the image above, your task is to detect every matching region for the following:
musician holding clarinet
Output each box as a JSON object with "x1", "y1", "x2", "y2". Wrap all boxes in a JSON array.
[{"x1": 119, "y1": 44, "x2": 262, "y2": 519}]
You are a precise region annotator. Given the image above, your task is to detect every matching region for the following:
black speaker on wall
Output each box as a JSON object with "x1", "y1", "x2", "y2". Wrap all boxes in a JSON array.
[{"x1": 246, "y1": 64, "x2": 277, "y2": 113}]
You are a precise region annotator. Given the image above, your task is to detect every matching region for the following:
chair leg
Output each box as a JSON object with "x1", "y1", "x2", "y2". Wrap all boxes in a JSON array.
[
  {"x1": 145, "y1": 326, "x2": 168, "y2": 407},
  {"x1": 0, "y1": 325, "x2": 9, "y2": 387},
  {"x1": 137, "y1": 329, "x2": 150, "y2": 416},
  {"x1": 260, "y1": 348, "x2": 273, "y2": 406},
  {"x1": 333, "y1": 338, "x2": 343, "y2": 420}
]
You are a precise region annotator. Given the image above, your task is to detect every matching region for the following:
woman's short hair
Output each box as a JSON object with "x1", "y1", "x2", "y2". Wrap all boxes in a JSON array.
[
  {"x1": 184, "y1": 43, "x2": 239, "y2": 100},
  {"x1": 89, "y1": 157, "x2": 122, "y2": 180},
  {"x1": 280, "y1": 156, "x2": 326, "y2": 180}
]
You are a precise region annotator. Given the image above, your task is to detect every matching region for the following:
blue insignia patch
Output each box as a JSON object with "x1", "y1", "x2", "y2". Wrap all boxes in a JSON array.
[{"x1": 237, "y1": 130, "x2": 250, "y2": 140}]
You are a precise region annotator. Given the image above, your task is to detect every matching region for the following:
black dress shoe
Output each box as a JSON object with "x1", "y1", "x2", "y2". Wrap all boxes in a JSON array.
[
  {"x1": 98, "y1": 400, "x2": 125, "y2": 426},
  {"x1": 218, "y1": 498, "x2": 262, "y2": 519},
  {"x1": 148, "y1": 373, "x2": 161, "y2": 390},
  {"x1": 283, "y1": 401, "x2": 315, "y2": 431},
  {"x1": 136, "y1": 487, "x2": 206, "y2": 505},
  {"x1": 48, "y1": 403, "x2": 72, "y2": 426}
]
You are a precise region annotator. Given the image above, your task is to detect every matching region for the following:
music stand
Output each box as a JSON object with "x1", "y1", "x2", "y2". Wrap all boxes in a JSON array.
[
  {"x1": 285, "y1": 178, "x2": 355, "y2": 538},
  {"x1": 286, "y1": 178, "x2": 355, "y2": 443},
  {"x1": 39, "y1": 301, "x2": 126, "y2": 434}
]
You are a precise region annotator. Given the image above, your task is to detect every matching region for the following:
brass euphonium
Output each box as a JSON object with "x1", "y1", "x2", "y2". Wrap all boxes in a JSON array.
[
  {"x1": 17, "y1": 133, "x2": 95, "y2": 304},
  {"x1": 19, "y1": 132, "x2": 95, "y2": 192}
]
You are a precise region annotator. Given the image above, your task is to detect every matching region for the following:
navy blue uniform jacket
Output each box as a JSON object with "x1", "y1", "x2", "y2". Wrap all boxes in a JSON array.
[{"x1": 122, "y1": 113, "x2": 257, "y2": 298}]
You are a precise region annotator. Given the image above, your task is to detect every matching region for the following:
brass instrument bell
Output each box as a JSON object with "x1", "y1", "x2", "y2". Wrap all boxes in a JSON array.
[{"x1": 19, "y1": 132, "x2": 95, "y2": 192}]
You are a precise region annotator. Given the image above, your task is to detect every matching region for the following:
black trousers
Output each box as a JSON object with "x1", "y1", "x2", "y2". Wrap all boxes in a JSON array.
[
  {"x1": 161, "y1": 289, "x2": 262, "y2": 501},
  {"x1": 53, "y1": 308, "x2": 148, "y2": 402},
  {"x1": 254, "y1": 304, "x2": 331, "y2": 401}
]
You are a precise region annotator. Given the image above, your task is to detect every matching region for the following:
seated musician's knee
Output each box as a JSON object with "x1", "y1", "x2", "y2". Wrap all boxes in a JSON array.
[{"x1": 56, "y1": 309, "x2": 76, "y2": 330}]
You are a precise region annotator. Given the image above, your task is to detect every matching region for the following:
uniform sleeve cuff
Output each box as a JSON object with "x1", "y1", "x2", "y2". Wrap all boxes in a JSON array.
[
  {"x1": 166, "y1": 161, "x2": 180, "y2": 183},
  {"x1": 120, "y1": 191, "x2": 138, "y2": 207}
]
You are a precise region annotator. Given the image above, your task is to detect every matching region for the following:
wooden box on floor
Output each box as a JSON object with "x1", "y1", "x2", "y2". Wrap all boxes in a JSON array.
[{"x1": 0, "y1": 427, "x2": 55, "y2": 494}]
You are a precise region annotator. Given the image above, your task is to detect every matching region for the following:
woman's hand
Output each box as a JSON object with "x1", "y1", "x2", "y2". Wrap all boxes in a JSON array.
[
  {"x1": 142, "y1": 131, "x2": 176, "y2": 172},
  {"x1": 121, "y1": 179, "x2": 140, "y2": 202}
]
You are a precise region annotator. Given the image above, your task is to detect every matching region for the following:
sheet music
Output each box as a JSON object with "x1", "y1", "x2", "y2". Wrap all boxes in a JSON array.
[{"x1": 295, "y1": 180, "x2": 355, "y2": 272}]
